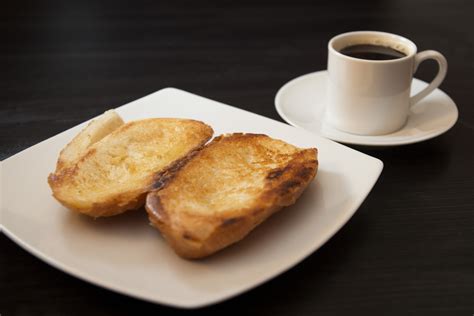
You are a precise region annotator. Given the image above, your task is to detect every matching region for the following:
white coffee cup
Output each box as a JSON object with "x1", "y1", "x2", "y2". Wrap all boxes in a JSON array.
[{"x1": 325, "y1": 31, "x2": 448, "y2": 135}]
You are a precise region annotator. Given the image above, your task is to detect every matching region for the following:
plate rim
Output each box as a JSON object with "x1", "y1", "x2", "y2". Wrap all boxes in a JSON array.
[
  {"x1": 1, "y1": 87, "x2": 383, "y2": 308},
  {"x1": 275, "y1": 70, "x2": 459, "y2": 146}
]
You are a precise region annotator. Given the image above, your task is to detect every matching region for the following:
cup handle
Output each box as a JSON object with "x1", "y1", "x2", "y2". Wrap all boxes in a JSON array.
[{"x1": 410, "y1": 50, "x2": 448, "y2": 107}]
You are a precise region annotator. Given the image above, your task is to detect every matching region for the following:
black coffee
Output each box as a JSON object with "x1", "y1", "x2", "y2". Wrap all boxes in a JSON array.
[{"x1": 339, "y1": 44, "x2": 406, "y2": 60}]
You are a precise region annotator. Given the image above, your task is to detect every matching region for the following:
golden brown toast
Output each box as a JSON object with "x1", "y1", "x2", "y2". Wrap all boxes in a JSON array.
[
  {"x1": 145, "y1": 133, "x2": 318, "y2": 259},
  {"x1": 49, "y1": 117, "x2": 213, "y2": 217}
]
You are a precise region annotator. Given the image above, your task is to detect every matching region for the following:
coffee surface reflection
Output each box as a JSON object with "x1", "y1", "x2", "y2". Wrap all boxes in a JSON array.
[{"x1": 340, "y1": 44, "x2": 406, "y2": 60}]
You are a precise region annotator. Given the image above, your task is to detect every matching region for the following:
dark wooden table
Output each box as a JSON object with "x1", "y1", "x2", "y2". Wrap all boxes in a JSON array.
[{"x1": 1, "y1": 1, "x2": 473, "y2": 315}]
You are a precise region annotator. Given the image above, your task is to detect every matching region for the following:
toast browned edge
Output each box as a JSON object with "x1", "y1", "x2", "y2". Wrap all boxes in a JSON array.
[
  {"x1": 145, "y1": 133, "x2": 318, "y2": 259},
  {"x1": 48, "y1": 121, "x2": 213, "y2": 217}
]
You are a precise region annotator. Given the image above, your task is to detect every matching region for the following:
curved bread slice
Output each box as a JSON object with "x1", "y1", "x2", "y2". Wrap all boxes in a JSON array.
[
  {"x1": 49, "y1": 118, "x2": 213, "y2": 217},
  {"x1": 57, "y1": 110, "x2": 124, "y2": 171},
  {"x1": 146, "y1": 133, "x2": 318, "y2": 259}
]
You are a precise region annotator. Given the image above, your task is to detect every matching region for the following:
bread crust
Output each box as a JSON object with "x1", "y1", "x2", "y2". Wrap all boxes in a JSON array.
[
  {"x1": 56, "y1": 110, "x2": 124, "y2": 172},
  {"x1": 146, "y1": 133, "x2": 318, "y2": 259},
  {"x1": 48, "y1": 118, "x2": 213, "y2": 217}
]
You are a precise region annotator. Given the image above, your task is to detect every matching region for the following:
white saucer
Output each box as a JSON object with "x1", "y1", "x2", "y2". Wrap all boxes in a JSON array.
[{"x1": 275, "y1": 70, "x2": 458, "y2": 146}]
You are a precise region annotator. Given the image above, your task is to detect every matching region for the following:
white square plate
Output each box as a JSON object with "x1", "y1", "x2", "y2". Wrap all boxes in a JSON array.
[{"x1": 0, "y1": 88, "x2": 383, "y2": 308}]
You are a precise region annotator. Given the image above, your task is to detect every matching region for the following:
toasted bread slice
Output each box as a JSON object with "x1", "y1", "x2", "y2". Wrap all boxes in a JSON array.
[
  {"x1": 49, "y1": 118, "x2": 213, "y2": 217},
  {"x1": 56, "y1": 110, "x2": 125, "y2": 172},
  {"x1": 145, "y1": 133, "x2": 318, "y2": 259}
]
